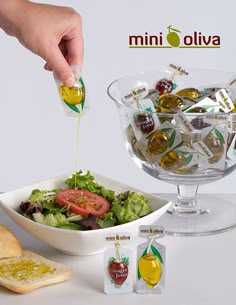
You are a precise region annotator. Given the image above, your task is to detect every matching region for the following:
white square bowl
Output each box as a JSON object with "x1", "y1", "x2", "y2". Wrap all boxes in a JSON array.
[{"x1": 0, "y1": 173, "x2": 171, "y2": 255}]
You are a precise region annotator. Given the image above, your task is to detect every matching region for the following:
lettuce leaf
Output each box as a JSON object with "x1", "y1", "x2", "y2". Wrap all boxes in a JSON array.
[
  {"x1": 28, "y1": 189, "x2": 60, "y2": 205},
  {"x1": 96, "y1": 211, "x2": 117, "y2": 228},
  {"x1": 65, "y1": 171, "x2": 116, "y2": 203},
  {"x1": 112, "y1": 191, "x2": 152, "y2": 224},
  {"x1": 32, "y1": 212, "x2": 83, "y2": 229}
]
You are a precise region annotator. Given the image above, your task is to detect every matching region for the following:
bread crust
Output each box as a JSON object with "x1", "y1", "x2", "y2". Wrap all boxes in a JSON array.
[
  {"x1": 0, "y1": 250, "x2": 73, "y2": 293},
  {"x1": 0, "y1": 225, "x2": 22, "y2": 259}
]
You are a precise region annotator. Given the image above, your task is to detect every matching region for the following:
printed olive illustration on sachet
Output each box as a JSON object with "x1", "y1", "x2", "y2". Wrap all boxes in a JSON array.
[
  {"x1": 187, "y1": 106, "x2": 207, "y2": 113},
  {"x1": 203, "y1": 131, "x2": 224, "y2": 164},
  {"x1": 175, "y1": 88, "x2": 200, "y2": 100},
  {"x1": 191, "y1": 117, "x2": 211, "y2": 129},
  {"x1": 158, "y1": 93, "x2": 185, "y2": 112},
  {"x1": 134, "y1": 113, "x2": 155, "y2": 134},
  {"x1": 138, "y1": 254, "x2": 162, "y2": 288},
  {"x1": 159, "y1": 150, "x2": 186, "y2": 171},
  {"x1": 108, "y1": 259, "x2": 129, "y2": 286},
  {"x1": 59, "y1": 81, "x2": 85, "y2": 105},
  {"x1": 138, "y1": 244, "x2": 163, "y2": 289},
  {"x1": 166, "y1": 25, "x2": 181, "y2": 47},
  {"x1": 155, "y1": 78, "x2": 174, "y2": 95},
  {"x1": 107, "y1": 240, "x2": 129, "y2": 287},
  {"x1": 146, "y1": 130, "x2": 172, "y2": 155}
]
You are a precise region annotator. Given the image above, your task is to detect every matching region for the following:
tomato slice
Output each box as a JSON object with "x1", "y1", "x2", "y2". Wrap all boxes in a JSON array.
[{"x1": 55, "y1": 189, "x2": 110, "y2": 217}]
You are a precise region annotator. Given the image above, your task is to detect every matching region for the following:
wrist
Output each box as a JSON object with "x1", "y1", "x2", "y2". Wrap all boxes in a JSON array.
[{"x1": 0, "y1": 0, "x2": 30, "y2": 36}]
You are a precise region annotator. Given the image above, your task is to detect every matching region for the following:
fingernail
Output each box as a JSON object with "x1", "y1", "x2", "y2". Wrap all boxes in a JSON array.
[
  {"x1": 70, "y1": 65, "x2": 81, "y2": 80},
  {"x1": 64, "y1": 76, "x2": 75, "y2": 87}
]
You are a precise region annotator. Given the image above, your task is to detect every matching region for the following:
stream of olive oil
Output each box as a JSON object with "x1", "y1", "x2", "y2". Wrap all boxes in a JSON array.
[
  {"x1": 59, "y1": 83, "x2": 84, "y2": 189},
  {"x1": 75, "y1": 104, "x2": 83, "y2": 188}
]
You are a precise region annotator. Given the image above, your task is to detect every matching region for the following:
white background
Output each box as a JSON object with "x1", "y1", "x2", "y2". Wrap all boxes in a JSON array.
[{"x1": 0, "y1": 0, "x2": 236, "y2": 194}]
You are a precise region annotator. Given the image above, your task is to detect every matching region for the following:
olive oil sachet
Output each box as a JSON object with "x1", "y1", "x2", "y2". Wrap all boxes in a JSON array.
[
  {"x1": 54, "y1": 65, "x2": 86, "y2": 117},
  {"x1": 136, "y1": 225, "x2": 165, "y2": 294},
  {"x1": 104, "y1": 232, "x2": 133, "y2": 294}
]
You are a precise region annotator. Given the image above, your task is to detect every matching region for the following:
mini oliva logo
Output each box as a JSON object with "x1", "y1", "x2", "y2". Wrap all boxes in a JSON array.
[
  {"x1": 106, "y1": 234, "x2": 131, "y2": 241},
  {"x1": 129, "y1": 25, "x2": 221, "y2": 48}
]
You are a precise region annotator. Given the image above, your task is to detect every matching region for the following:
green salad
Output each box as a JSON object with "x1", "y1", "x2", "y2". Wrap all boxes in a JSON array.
[{"x1": 19, "y1": 171, "x2": 152, "y2": 230}]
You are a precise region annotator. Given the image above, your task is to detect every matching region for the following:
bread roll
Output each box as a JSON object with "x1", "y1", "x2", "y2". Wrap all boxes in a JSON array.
[
  {"x1": 0, "y1": 250, "x2": 73, "y2": 293},
  {"x1": 0, "y1": 225, "x2": 22, "y2": 259}
]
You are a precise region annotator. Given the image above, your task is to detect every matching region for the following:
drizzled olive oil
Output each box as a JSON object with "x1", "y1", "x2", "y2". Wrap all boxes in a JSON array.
[
  {"x1": 54, "y1": 70, "x2": 86, "y2": 186},
  {"x1": 75, "y1": 104, "x2": 83, "y2": 176},
  {"x1": 0, "y1": 259, "x2": 55, "y2": 281},
  {"x1": 60, "y1": 85, "x2": 84, "y2": 187}
]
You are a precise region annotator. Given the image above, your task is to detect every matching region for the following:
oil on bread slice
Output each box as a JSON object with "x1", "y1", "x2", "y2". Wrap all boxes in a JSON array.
[
  {"x1": 0, "y1": 225, "x2": 22, "y2": 259},
  {"x1": 0, "y1": 250, "x2": 73, "y2": 293}
]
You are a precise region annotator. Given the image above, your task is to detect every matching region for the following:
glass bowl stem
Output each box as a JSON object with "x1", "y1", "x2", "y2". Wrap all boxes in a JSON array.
[{"x1": 170, "y1": 185, "x2": 200, "y2": 215}]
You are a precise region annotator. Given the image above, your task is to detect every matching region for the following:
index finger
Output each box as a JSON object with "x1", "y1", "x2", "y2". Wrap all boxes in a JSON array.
[{"x1": 66, "y1": 33, "x2": 84, "y2": 72}]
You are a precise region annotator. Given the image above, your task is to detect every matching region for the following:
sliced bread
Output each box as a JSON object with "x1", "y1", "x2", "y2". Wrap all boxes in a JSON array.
[
  {"x1": 0, "y1": 250, "x2": 73, "y2": 293},
  {"x1": 0, "y1": 224, "x2": 22, "y2": 259}
]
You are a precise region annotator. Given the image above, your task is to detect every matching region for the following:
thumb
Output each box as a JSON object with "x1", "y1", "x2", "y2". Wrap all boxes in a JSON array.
[{"x1": 44, "y1": 45, "x2": 75, "y2": 86}]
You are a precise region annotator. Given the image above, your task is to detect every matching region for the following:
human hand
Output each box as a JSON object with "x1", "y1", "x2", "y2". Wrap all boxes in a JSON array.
[{"x1": 0, "y1": 1, "x2": 83, "y2": 86}]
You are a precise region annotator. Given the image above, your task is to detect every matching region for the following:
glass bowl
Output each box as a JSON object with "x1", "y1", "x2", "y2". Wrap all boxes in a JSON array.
[{"x1": 107, "y1": 67, "x2": 236, "y2": 236}]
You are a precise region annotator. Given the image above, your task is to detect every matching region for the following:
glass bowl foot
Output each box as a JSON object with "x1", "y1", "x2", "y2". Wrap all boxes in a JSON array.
[{"x1": 156, "y1": 194, "x2": 236, "y2": 236}]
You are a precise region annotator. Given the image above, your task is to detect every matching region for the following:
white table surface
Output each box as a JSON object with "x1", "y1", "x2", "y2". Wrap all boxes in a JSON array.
[{"x1": 1, "y1": 193, "x2": 236, "y2": 305}]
